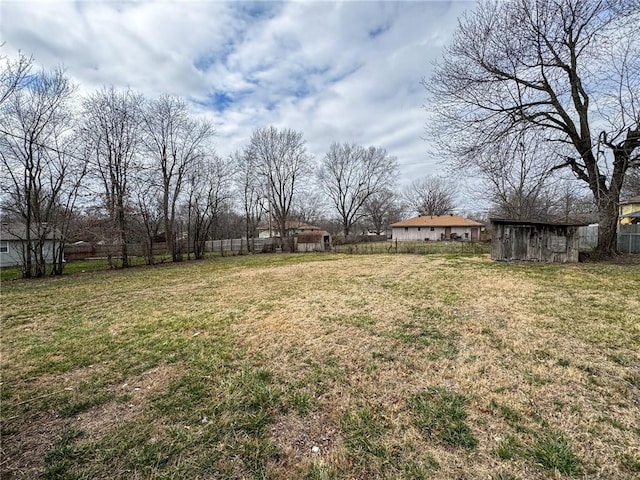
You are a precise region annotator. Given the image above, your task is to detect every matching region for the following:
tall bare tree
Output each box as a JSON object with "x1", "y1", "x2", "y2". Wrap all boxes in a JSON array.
[
  {"x1": 363, "y1": 189, "x2": 403, "y2": 235},
  {"x1": 233, "y1": 148, "x2": 266, "y2": 252},
  {"x1": 427, "y1": 0, "x2": 640, "y2": 255},
  {"x1": 475, "y1": 131, "x2": 557, "y2": 220},
  {"x1": 141, "y1": 95, "x2": 214, "y2": 261},
  {"x1": 318, "y1": 142, "x2": 397, "y2": 237},
  {"x1": 81, "y1": 87, "x2": 143, "y2": 267},
  {"x1": 130, "y1": 169, "x2": 163, "y2": 265},
  {"x1": 0, "y1": 67, "x2": 85, "y2": 277},
  {"x1": 403, "y1": 176, "x2": 456, "y2": 217},
  {"x1": 186, "y1": 154, "x2": 234, "y2": 259},
  {"x1": 248, "y1": 126, "x2": 312, "y2": 250}
]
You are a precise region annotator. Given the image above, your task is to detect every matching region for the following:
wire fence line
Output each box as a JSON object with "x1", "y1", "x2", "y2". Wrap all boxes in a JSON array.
[{"x1": 333, "y1": 240, "x2": 491, "y2": 255}]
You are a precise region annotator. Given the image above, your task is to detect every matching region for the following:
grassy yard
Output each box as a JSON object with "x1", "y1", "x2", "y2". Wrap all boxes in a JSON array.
[{"x1": 1, "y1": 253, "x2": 639, "y2": 479}]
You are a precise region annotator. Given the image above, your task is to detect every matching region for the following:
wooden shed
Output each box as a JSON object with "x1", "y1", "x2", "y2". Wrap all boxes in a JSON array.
[{"x1": 490, "y1": 219, "x2": 586, "y2": 263}]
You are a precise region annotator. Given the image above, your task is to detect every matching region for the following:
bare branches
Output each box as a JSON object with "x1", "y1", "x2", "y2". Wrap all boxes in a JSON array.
[
  {"x1": 0, "y1": 66, "x2": 83, "y2": 277},
  {"x1": 402, "y1": 176, "x2": 457, "y2": 217},
  {"x1": 0, "y1": 50, "x2": 31, "y2": 106},
  {"x1": 318, "y1": 142, "x2": 398, "y2": 236},
  {"x1": 81, "y1": 87, "x2": 144, "y2": 267},
  {"x1": 428, "y1": 0, "x2": 640, "y2": 254},
  {"x1": 248, "y1": 126, "x2": 312, "y2": 249},
  {"x1": 141, "y1": 95, "x2": 215, "y2": 261}
]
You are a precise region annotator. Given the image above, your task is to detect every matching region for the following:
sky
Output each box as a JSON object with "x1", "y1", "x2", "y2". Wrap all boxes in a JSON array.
[{"x1": 1, "y1": 0, "x2": 476, "y2": 199}]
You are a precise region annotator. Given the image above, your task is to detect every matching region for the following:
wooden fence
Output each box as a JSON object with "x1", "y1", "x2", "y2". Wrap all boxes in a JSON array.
[{"x1": 64, "y1": 238, "x2": 277, "y2": 260}]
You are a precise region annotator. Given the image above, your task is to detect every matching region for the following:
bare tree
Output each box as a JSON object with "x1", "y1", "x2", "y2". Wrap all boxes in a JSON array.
[
  {"x1": 476, "y1": 131, "x2": 556, "y2": 220},
  {"x1": 248, "y1": 126, "x2": 312, "y2": 251},
  {"x1": 427, "y1": 0, "x2": 640, "y2": 255},
  {"x1": 81, "y1": 87, "x2": 143, "y2": 267},
  {"x1": 233, "y1": 148, "x2": 266, "y2": 252},
  {"x1": 363, "y1": 189, "x2": 403, "y2": 235},
  {"x1": 130, "y1": 170, "x2": 163, "y2": 265},
  {"x1": 0, "y1": 67, "x2": 85, "y2": 277},
  {"x1": 403, "y1": 176, "x2": 456, "y2": 217},
  {"x1": 318, "y1": 142, "x2": 397, "y2": 237},
  {"x1": 141, "y1": 95, "x2": 214, "y2": 262},
  {"x1": 0, "y1": 49, "x2": 31, "y2": 106},
  {"x1": 186, "y1": 154, "x2": 233, "y2": 259},
  {"x1": 290, "y1": 190, "x2": 325, "y2": 225}
]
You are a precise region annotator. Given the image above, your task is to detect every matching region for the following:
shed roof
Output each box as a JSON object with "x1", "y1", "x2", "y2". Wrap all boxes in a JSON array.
[{"x1": 390, "y1": 215, "x2": 483, "y2": 228}]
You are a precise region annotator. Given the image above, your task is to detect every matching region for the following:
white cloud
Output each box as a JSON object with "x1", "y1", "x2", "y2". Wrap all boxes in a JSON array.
[{"x1": 1, "y1": 0, "x2": 475, "y2": 191}]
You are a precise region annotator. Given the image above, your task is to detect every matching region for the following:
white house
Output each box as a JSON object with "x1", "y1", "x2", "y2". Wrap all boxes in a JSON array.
[
  {"x1": 390, "y1": 215, "x2": 483, "y2": 242},
  {"x1": 0, "y1": 222, "x2": 61, "y2": 268}
]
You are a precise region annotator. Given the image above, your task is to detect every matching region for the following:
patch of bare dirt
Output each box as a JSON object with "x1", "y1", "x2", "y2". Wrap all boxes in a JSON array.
[
  {"x1": 0, "y1": 412, "x2": 70, "y2": 479},
  {"x1": 267, "y1": 411, "x2": 345, "y2": 477},
  {"x1": 0, "y1": 364, "x2": 180, "y2": 479},
  {"x1": 76, "y1": 363, "x2": 180, "y2": 441}
]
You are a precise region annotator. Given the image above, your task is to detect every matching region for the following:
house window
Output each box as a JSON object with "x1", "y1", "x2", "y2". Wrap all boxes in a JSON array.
[
  {"x1": 465, "y1": 233, "x2": 469, "y2": 239},
  {"x1": 430, "y1": 227, "x2": 435, "y2": 232},
  {"x1": 404, "y1": 227, "x2": 408, "y2": 232},
  {"x1": 418, "y1": 227, "x2": 421, "y2": 231},
  {"x1": 0, "y1": 241, "x2": 7, "y2": 253}
]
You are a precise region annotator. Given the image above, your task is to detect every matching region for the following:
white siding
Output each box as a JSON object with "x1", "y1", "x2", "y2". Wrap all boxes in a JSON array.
[
  {"x1": 392, "y1": 226, "x2": 477, "y2": 241},
  {"x1": 0, "y1": 240, "x2": 58, "y2": 267}
]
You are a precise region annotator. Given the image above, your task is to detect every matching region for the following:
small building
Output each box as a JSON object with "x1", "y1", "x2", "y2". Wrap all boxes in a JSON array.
[
  {"x1": 257, "y1": 220, "x2": 322, "y2": 239},
  {"x1": 256, "y1": 220, "x2": 331, "y2": 252},
  {"x1": 390, "y1": 215, "x2": 483, "y2": 241},
  {"x1": 295, "y1": 232, "x2": 332, "y2": 252},
  {"x1": 490, "y1": 219, "x2": 586, "y2": 263},
  {"x1": 0, "y1": 222, "x2": 62, "y2": 268},
  {"x1": 619, "y1": 195, "x2": 640, "y2": 225}
]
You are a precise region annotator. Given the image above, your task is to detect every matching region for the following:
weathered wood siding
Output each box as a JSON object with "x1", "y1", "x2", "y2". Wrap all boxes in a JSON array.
[{"x1": 491, "y1": 223, "x2": 580, "y2": 263}]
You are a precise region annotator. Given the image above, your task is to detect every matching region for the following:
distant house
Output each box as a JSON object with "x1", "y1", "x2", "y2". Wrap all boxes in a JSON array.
[
  {"x1": 257, "y1": 220, "x2": 332, "y2": 252},
  {"x1": 258, "y1": 220, "x2": 322, "y2": 239},
  {"x1": 490, "y1": 219, "x2": 587, "y2": 263},
  {"x1": 390, "y1": 215, "x2": 483, "y2": 242},
  {"x1": 619, "y1": 195, "x2": 640, "y2": 225},
  {"x1": 0, "y1": 222, "x2": 62, "y2": 268}
]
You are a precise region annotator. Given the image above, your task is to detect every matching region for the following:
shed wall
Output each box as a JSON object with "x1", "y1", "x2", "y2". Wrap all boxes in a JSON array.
[{"x1": 491, "y1": 224, "x2": 580, "y2": 263}]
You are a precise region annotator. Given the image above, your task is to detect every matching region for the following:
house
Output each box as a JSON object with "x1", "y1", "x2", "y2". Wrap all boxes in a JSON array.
[
  {"x1": 619, "y1": 195, "x2": 640, "y2": 225},
  {"x1": 490, "y1": 219, "x2": 587, "y2": 263},
  {"x1": 0, "y1": 222, "x2": 63, "y2": 268},
  {"x1": 257, "y1": 220, "x2": 332, "y2": 252},
  {"x1": 390, "y1": 215, "x2": 483, "y2": 242}
]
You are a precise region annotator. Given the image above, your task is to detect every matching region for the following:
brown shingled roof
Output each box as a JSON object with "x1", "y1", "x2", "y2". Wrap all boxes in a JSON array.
[{"x1": 390, "y1": 215, "x2": 483, "y2": 228}]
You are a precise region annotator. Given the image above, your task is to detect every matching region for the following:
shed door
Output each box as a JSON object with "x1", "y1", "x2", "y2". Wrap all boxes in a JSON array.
[
  {"x1": 471, "y1": 228, "x2": 479, "y2": 241},
  {"x1": 445, "y1": 227, "x2": 451, "y2": 240}
]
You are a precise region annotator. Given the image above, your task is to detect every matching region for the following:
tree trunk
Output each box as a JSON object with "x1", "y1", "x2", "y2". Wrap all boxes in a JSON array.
[{"x1": 596, "y1": 197, "x2": 619, "y2": 256}]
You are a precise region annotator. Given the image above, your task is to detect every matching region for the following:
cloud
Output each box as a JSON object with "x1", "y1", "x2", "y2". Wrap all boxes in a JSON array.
[{"x1": 1, "y1": 0, "x2": 475, "y2": 192}]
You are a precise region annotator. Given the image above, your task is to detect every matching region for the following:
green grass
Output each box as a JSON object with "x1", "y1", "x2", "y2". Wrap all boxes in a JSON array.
[
  {"x1": 527, "y1": 431, "x2": 581, "y2": 475},
  {"x1": 1, "y1": 252, "x2": 639, "y2": 479},
  {"x1": 409, "y1": 387, "x2": 478, "y2": 450}
]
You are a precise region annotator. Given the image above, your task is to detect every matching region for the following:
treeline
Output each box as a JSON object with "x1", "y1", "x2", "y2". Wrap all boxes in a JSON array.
[{"x1": 1, "y1": 55, "x2": 409, "y2": 277}]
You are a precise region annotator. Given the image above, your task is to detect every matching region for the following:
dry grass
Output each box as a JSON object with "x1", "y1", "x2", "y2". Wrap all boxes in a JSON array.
[{"x1": 1, "y1": 253, "x2": 639, "y2": 479}]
